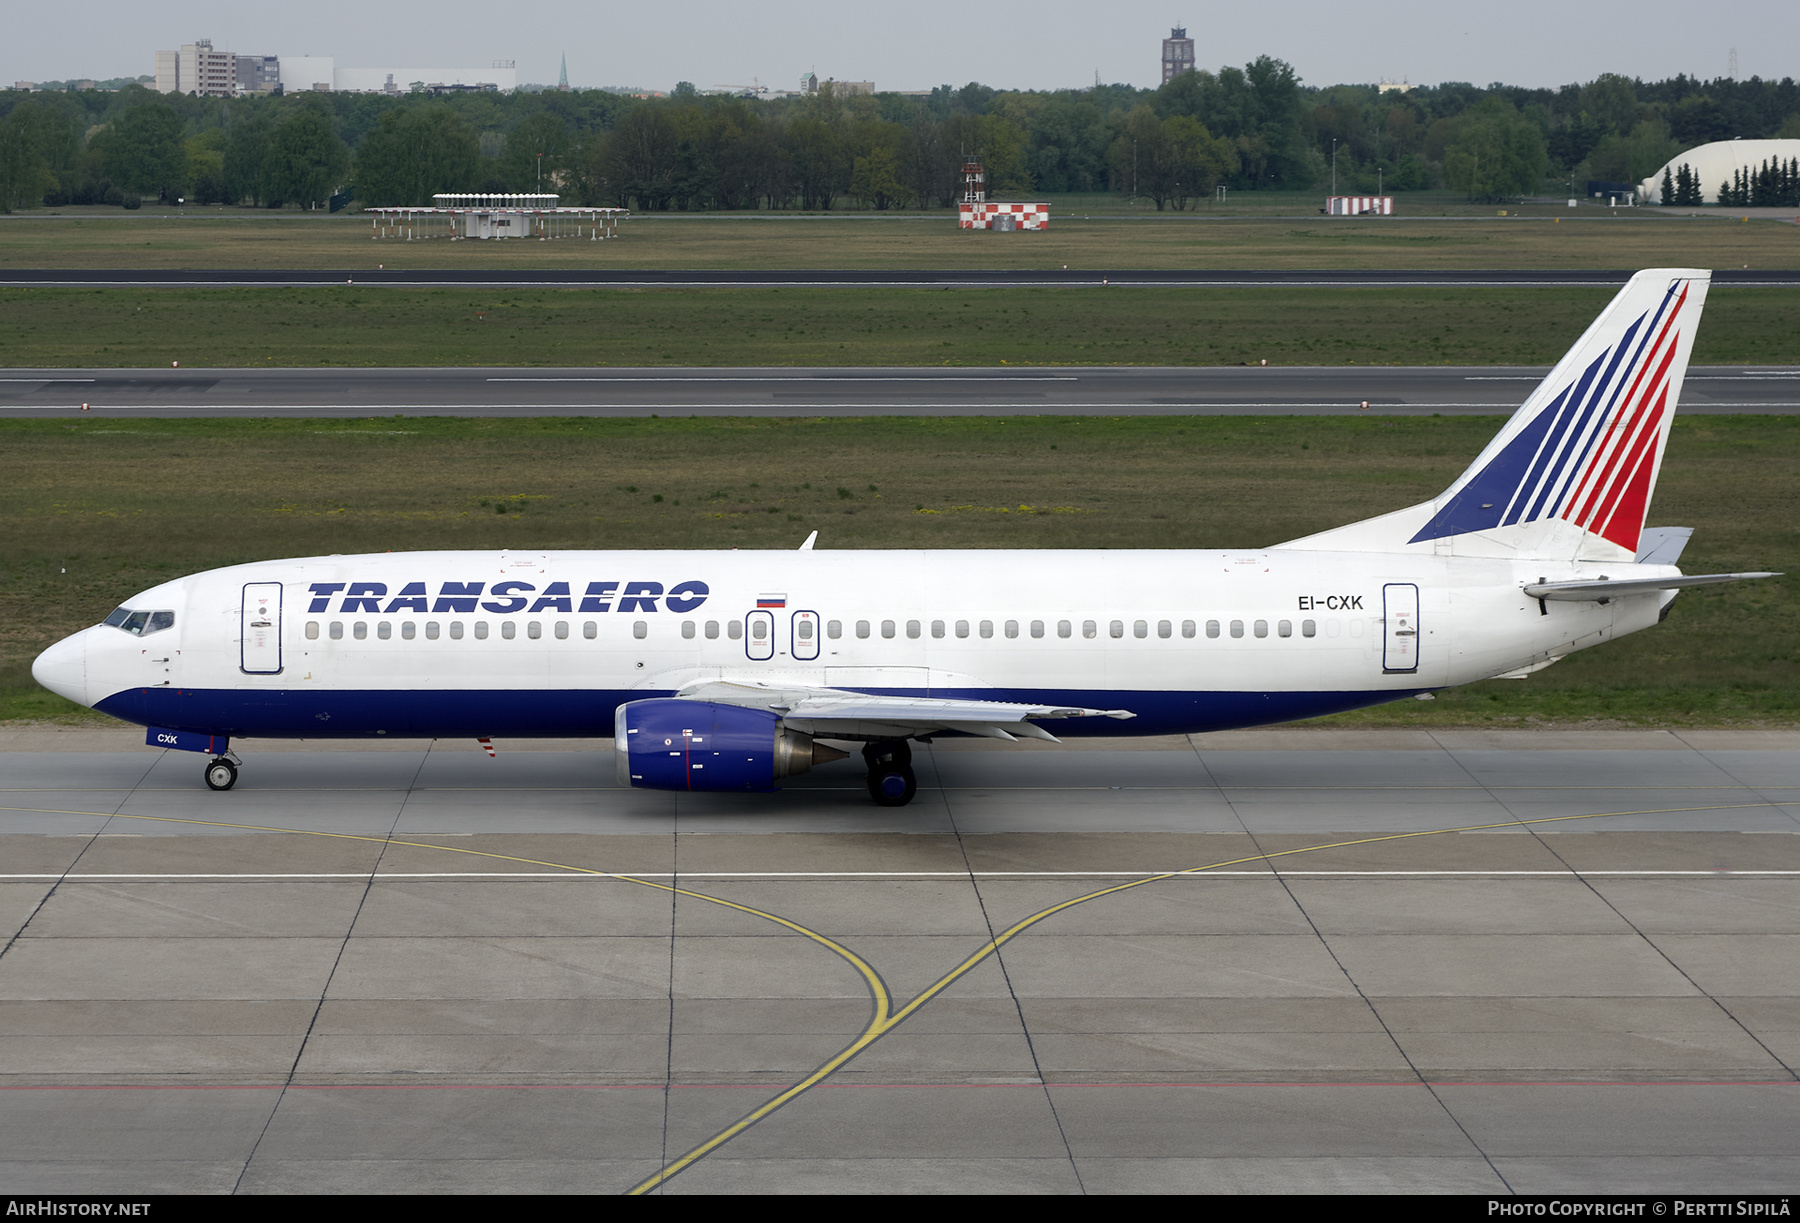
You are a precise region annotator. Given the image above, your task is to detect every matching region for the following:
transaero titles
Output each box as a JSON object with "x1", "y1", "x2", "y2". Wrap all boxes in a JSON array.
[{"x1": 305, "y1": 580, "x2": 709, "y2": 616}]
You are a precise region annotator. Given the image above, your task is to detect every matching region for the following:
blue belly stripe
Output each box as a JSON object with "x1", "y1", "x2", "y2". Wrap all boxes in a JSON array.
[{"x1": 95, "y1": 685, "x2": 1426, "y2": 740}]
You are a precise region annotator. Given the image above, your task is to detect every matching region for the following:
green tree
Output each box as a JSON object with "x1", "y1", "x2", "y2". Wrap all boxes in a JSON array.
[
  {"x1": 0, "y1": 107, "x2": 50, "y2": 210},
  {"x1": 600, "y1": 106, "x2": 680, "y2": 209},
  {"x1": 1583, "y1": 117, "x2": 1680, "y2": 187},
  {"x1": 262, "y1": 106, "x2": 349, "y2": 208},
  {"x1": 184, "y1": 129, "x2": 226, "y2": 203},
  {"x1": 351, "y1": 106, "x2": 477, "y2": 206},
  {"x1": 1580, "y1": 73, "x2": 1640, "y2": 137},
  {"x1": 1443, "y1": 98, "x2": 1548, "y2": 199},
  {"x1": 104, "y1": 101, "x2": 186, "y2": 199},
  {"x1": 850, "y1": 142, "x2": 909, "y2": 209},
  {"x1": 500, "y1": 110, "x2": 571, "y2": 193},
  {"x1": 223, "y1": 111, "x2": 275, "y2": 205}
]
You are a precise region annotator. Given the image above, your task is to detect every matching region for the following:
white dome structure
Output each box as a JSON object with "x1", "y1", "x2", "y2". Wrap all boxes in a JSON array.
[{"x1": 1639, "y1": 139, "x2": 1800, "y2": 204}]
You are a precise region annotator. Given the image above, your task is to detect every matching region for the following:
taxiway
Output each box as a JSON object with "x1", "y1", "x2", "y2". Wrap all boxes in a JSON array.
[{"x1": 2, "y1": 728, "x2": 1796, "y2": 1194}]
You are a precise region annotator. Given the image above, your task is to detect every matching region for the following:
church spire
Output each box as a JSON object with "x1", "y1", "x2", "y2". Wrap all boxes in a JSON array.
[{"x1": 558, "y1": 52, "x2": 568, "y2": 92}]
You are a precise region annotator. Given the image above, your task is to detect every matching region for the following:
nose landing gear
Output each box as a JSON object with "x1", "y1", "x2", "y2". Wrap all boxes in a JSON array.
[
  {"x1": 862, "y1": 740, "x2": 916, "y2": 807},
  {"x1": 204, "y1": 755, "x2": 240, "y2": 791}
]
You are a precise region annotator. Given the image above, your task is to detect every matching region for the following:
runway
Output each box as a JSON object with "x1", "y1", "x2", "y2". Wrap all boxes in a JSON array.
[
  {"x1": 4, "y1": 268, "x2": 1799, "y2": 289},
  {"x1": 2, "y1": 727, "x2": 1797, "y2": 1194},
  {"x1": 4, "y1": 365, "x2": 1799, "y2": 417}
]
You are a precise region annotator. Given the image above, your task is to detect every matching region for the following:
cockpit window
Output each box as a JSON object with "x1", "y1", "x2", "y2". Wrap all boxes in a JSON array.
[{"x1": 106, "y1": 609, "x2": 176, "y2": 636}]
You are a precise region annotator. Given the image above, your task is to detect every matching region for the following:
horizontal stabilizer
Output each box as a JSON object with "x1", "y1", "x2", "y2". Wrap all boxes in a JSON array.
[{"x1": 1524, "y1": 572, "x2": 1779, "y2": 602}]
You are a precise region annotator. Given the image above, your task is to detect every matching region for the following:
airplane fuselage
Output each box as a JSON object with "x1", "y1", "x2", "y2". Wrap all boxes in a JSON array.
[{"x1": 49, "y1": 548, "x2": 1672, "y2": 742}]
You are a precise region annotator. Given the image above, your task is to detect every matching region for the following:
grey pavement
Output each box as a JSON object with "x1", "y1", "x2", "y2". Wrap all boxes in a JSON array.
[{"x1": 0, "y1": 728, "x2": 1797, "y2": 1194}]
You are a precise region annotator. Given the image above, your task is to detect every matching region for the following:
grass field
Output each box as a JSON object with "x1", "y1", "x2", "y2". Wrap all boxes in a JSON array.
[
  {"x1": 4, "y1": 414, "x2": 1795, "y2": 728},
  {"x1": 4, "y1": 285, "x2": 1798, "y2": 368},
  {"x1": 2, "y1": 209, "x2": 1797, "y2": 271}
]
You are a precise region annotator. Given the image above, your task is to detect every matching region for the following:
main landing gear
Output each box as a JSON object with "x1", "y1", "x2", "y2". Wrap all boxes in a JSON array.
[
  {"x1": 863, "y1": 740, "x2": 916, "y2": 807},
  {"x1": 204, "y1": 754, "x2": 241, "y2": 791}
]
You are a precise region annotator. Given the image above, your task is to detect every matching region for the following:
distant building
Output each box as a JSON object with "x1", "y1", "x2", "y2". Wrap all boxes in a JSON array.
[
  {"x1": 235, "y1": 56, "x2": 280, "y2": 94},
  {"x1": 155, "y1": 41, "x2": 516, "y2": 95},
  {"x1": 12, "y1": 82, "x2": 36, "y2": 91},
  {"x1": 154, "y1": 40, "x2": 238, "y2": 97},
  {"x1": 1161, "y1": 27, "x2": 1194, "y2": 83}
]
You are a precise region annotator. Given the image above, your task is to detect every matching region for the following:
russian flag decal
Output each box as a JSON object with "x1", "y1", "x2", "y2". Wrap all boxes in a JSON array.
[{"x1": 757, "y1": 593, "x2": 786, "y2": 608}]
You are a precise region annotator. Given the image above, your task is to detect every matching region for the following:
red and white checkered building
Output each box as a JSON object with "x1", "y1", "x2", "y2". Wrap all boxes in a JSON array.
[{"x1": 958, "y1": 202, "x2": 1050, "y2": 230}]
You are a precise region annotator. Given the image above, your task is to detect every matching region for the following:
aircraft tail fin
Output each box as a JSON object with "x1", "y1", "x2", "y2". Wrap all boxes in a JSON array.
[{"x1": 1278, "y1": 269, "x2": 1710, "y2": 561}]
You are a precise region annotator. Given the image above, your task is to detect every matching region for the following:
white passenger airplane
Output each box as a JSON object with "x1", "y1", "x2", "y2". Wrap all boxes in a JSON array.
[{"x1": 32, "y1": 269, "x2": 1777, "y2": 805}]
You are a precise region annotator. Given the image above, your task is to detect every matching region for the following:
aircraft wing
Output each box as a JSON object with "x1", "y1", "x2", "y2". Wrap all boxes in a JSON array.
[{"x1": 670, "y1": 678, "x2": 1135, "y2": 743}]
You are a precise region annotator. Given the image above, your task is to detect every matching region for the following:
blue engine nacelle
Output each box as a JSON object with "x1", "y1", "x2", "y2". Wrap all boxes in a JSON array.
[{"x1": 614, "y1": 699, "x2": 846, "y2": 792}]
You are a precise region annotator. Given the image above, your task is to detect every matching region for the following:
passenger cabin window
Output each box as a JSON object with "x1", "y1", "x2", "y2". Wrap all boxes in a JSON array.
[
  {"x1": 353, "y1": 622, "x2": 368, "y2": 641},
  {"x1": 825, "y1": 620, "x2": 840, "y2": 640},
  {"x1": 555, "y1": 621, "x2": 569, "y2": 640},
  {"x1": 1182, "y1": 620, "x2": 1196, "y2": 638},
  {"x1": 1133, "y1": 620, "x2": 1148, "y2": 639},
  {"x1": 956, "y1": 620, "x2": 970, "y2": 638},
  {"x1": 474, "y1": 622, "x2": 489, "y2": 640},
  {"x1": 426, "y1": 622, "x2": 440, "y2": 640},
  {"x1": 1083, "y1": 620, "x2": 1097, "y2": 639},
  {"x1": 1109, "y1": 620, "x2": 1124, "y2": 639},
  {"x1": 1005, "y1": 620, "x2": 1019, "y2": 639},
  {"x1": 377, "y1": 622, "x2": 391, "y2": 640},
  {"x1": 1302, "y1": 619, "x2": 1317, "y2": 638},
  {"x1": 1058, "y1": 620, "x2": 1071, "y2": 638},
  {"x1": 751, "y1": 620, "x2": 768, "y2": 640},
  {"x1": 855, "y1": 620, "x2": 870, "y2": 639},
  {"x1": 402, "y1": 622, "x2": 416, "y2": 640},
  {"x1": 798, "y1": 620, "x2": 814, "y2": 641},
  {"x1": 707, "y1": 620, "x2": 721, "y2": 639},
  {"x1": 728, "y1": 620, "x2": 743, "y2": 640},
  {"x1": 1206, "y1": 620, "x2": 1220, "y2": 638},
  {"x1": 979, "y1": 620, "x2": 993, "y2": 639},
  {"x1": 931, "y1": 620, "x2": 945, "y2": 639},
  {"x1": 906, "y1": 620, "x2": 921, "y2": 639},
  {"x1": 329, "y1": 622, "x2": 344, "y2": 640},
  {"x1": 306, "y1": 621, "x2": 320, "y2": 640},
  {"x1": 583, "y1": 621, "x2": 597, "y2": 640},
  {"x1": 528, "y1": 622, "x2": 542, "y2": 640},
  {"x1": 1278, "y1": 620, "x2": 1292, "y2": 638},
  {"x1": 449, "y1": 622, "x2": 464, "y2": 640},
  {"x1": 500, "y1": 622, "x2": 516, "y2": 640},
  {"x1": 1158, "y1": 620, "x2": 1172, "y2": 639},
  {"x1": 1254, "y1": 620, "x2": 1269, "y2": 638},
  {"x1": 1229, "y1": 620, "x2": 1243, "y2": 638},
  {"x1": 682, "y1": 622, "x2": 697, "y2": 639},
  {"x1": 633, "y1": 621, "x2": 648, "y2": 639},
  {"x1": 1030, "y1": 620, "x2": 1045, "y2": 639},
  {"x1": 881, "y1": 620, "x2": 896, "y2": 639}
]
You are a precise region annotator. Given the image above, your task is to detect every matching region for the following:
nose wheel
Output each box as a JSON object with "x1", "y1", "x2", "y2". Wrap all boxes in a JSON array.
[
  {"x1": 862, "y1": 740, "x2": 916, "y2": 807},
  {"x1": 204, "y1": 756, "x2": 239, "y2": 791}
]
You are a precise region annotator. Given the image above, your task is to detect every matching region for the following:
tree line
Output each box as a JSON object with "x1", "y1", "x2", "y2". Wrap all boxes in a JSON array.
[{"x1": 2, "y1": 65, "x2": 1798, "y2": 213}]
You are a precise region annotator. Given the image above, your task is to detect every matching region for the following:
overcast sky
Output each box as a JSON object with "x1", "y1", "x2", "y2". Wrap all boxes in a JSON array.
[{"x1": 9, "y1": 1, "x2": 1796, "y2": 95}]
